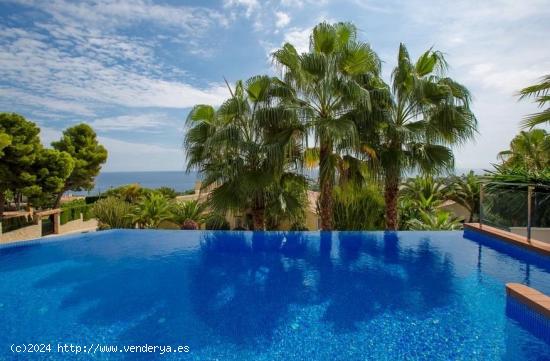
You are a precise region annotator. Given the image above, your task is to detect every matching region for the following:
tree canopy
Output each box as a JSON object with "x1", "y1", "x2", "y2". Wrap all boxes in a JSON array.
[
  {"x1": 0, "y1": 114, "x2": 106, "y2": 214},
  {"x1": 360, "y1": 44, "x2": 477, "y2": 229},
  {"x1": 185, "y1": 76, "x2": 307, "y2": 230},
  {"x1": 519, "y1": 74, "x2": 550, "y2": 128},
  {"x1": 497, "y1": 129, "x2": 550, "y2": 172},
  {"x1": 0, "y1": 113, "x2": 42, "y2": 214},
  {"x1": 272, "y1": 22, "x2": 381, "y2": 230},
  {"x1": 29, "y1": 148, "x2": 75, "y2": 208},
  {"x1": 52, "y1": 123, "x2": 108, "y2": 206}
]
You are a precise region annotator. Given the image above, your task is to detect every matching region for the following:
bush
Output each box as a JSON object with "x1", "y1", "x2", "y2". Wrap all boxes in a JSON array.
[
  {"x1": 289, "y1": 222, "x2": 308, "y2": 231},
  {"x1": 85, "y1": 195, "x2": 104, "y2": 204},
  {"x1": 171, "y1": 200, "x2": 206, "y2": 228},
  {"x1": 1, "y1": 216, "x2": 34, "y2": 233},
  {"x1": 205, "y1": 213, "x2": 230, "y2": 230},
  {"x1": 92, "y1": 197, "x2": 134, "y2": 230},
  {"x1": 61, "y1": 199, "x2": 86, "y2": 208},
  {"x1": 60, "y1": 202, "x2": 93, "y2": 225},
  {"x1": 156, "y1": 187, "x2": 178, "y2": 199},
  {"x1": 333, "y1": 183, "x2": 385, "y2": 230}
]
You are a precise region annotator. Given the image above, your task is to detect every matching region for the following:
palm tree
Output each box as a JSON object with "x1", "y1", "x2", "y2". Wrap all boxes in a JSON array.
[
  {"x1": 497, "y1": 129, "x2": 550, "y2": 172},
  {"x1": 131, "y1": 193, "x2": 173, "y2": 229},
  {"x1": 184, "y1": 76, "x2": 306, "y2": 230},
  {"x1": 363, "y1": 44, "x2": 477, "y2": 229},
  {"x1": 448, "y1": 171, "x2": 480, "y2": 222},
  {"x1": 272, "y1": 22, "x2": 381, "y2": 230},
  {"x1": 400, "y1": 176, "x2": 448, "y2": 204},
  {"x1": 519, "y1": 74, "x2": 550, "y2": 128},
  {"x1": 407, "y1": 210, "x2": 461, "y2": 230},
  {"x1": 171, "y1": 200, "x2": 207, "y2": 230}
]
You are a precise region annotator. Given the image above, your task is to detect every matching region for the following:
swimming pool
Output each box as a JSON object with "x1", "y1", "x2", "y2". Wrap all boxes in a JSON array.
[{"x1": 1, "y1": 230, "x2": 549, "y2": 360}]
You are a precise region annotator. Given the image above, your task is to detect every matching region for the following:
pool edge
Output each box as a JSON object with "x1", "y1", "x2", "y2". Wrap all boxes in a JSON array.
[
  {"x1": 464, "y1": 223, "x2": 550, "y2": 257},
  {"x1": 506, "y1": 283, "x2": 550, "y2": 319}
]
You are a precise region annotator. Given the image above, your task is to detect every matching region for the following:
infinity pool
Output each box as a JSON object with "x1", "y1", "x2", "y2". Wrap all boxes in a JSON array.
[{"x1": 1, "y1": 230, "x2": 549, "y2": 360}]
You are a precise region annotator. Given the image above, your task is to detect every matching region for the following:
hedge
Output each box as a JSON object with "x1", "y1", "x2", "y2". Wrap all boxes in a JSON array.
[
  {"x1": 1, "y1": 216, "x2": 34, "y2": 233},
  {"x1": 60, "y1": 204, "x2": 93, "y2": 225}
]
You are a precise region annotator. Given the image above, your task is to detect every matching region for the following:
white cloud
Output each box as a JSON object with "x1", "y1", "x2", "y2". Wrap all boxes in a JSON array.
[
  {"x1": 99, "y1": 136, "x2": 184, "y2": 171},
  {"x1": 391, "y1": 0, "x2": 550, "y2": 168},
  {"x1": 280, "y1": 0, "x2": 328, "y2": 8},
  {"x1": 0, "y1": 88, "x2": 96, "y2": 116},
  {"x1": 275, "y1": 11, "x2": 291, "y2": 28},
  {"x1": 224, "y1": 0, "x2": 259, "y2": 18},
  {"x1": 9, "y1": 0, "x2": 228, "y2": 34},
  {"x1": 89, "y1": 114, "x2": 169, "y2": 132},
  {"x1": 0, "y1": 19, "x2": 229, "y2": 114},
  {"x1": 283, "y1": 27, "x2": 311, "y2": 53}
]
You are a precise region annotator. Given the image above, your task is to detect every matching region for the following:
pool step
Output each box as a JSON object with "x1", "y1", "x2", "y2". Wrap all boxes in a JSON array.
[{"x1": 506, "y1": 283, "x2": 550, "y2": 319}]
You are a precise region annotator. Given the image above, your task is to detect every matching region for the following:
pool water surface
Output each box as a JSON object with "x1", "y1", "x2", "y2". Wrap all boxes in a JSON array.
[{"x1": 1, "y1": 230, "x2": 549, "y2": 360}]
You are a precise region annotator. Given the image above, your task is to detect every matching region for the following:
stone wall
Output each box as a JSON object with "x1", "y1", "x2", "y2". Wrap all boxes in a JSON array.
[
  {"x1": 59, "y1": 215, "x2": 98, "y2": 235},
  {"x1": 1, "y1": 213, "x2": 98, "y2": 244}
]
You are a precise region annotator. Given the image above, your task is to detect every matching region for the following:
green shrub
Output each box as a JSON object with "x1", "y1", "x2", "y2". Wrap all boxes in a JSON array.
[
  {"x1": 205, "y1": 213, "x2": 230, "y2": 230},
  {"x1": 85, "y1": 195, "x2": 104, "y2": 204},
  {"x1": 60, "y1": 203, "x2": 93, "y2": 225},
  {"x1": 171, "y1": 200, "x2": 206, "y2": 228},
  {"x1": 82, "y1": 205, "x2": 92, "y2": 221},
  {"x1": 156, "y1": 187, "x2": 178, "y2": 199},
  {"x1": 61, "y1": 198, "x2": 86, "y2": 208},
  {"x1": 130, "y1": 193, "x2": 172, "y2": 229},
  {"x1": 333, "y1": 183, "x2": 385, "y2": 230},
  {"x1": 407, "y1": 210, "x2": 462, "y2": 230},
  {"x1": 1, "y1": 216, "x2": 34, "y2": 233},
  {"x1": 92, "y1": 197, "x2": 134, "y2": 230}
]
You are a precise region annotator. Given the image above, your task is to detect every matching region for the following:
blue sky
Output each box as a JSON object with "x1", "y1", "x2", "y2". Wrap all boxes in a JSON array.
[{"x1": 1, "y1": 0, "x2": 549, "y2": 172}]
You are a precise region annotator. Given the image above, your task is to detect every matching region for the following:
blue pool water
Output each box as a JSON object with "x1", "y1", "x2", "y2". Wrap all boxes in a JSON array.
[{"x1": 1, "y1": 230, "x2": 549, "y2": 360}]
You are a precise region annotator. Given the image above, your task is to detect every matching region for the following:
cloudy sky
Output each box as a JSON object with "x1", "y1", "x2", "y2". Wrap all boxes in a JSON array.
[{"x1": 1, "y1": 0, "x2": 548, "y2": 172}]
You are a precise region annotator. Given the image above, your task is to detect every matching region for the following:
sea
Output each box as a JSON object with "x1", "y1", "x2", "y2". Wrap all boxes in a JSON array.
[
  {"x1": 73, "y1": 171, "x2": 200, "y2": 196},
  {"x1": 75, "y1": 168, "x2": 489, "y2": 196}
]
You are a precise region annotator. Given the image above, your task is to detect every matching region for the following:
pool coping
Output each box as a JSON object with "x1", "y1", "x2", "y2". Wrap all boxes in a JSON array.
[
  {"x1": 506, "y1": 283, "x2": 550, "y2": 319},
  {"x1": 464, "y1": 223, "x2": 550, "y2": 256}
]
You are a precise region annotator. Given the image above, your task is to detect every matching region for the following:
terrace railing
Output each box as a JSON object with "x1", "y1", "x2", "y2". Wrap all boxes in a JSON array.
[{"x1": 480, "y1": 182, "x2": 550, "y2": 242}]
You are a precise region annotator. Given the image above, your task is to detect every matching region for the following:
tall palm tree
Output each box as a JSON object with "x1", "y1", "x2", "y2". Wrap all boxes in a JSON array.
[
  {"x1": 448, "y1": 171, "x2": 480, "y2": 222},
  {"x1": 184, "y1": 76, "x2": 306, "y2": 230},
  {"x1": 272, "y1": 22, "x2": 381, "y2": 230},
  {"x1": 519, "y1": 74, "x2": 550, "y2": 128},
  {"x1": 363, "y1": 44, "x2": 477, "y2": 230},
  {"x1": 497, "y1": 129, "x2": 550, "y2": 172}
]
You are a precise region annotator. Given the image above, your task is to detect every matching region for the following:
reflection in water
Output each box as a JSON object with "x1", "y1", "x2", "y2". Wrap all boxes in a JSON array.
[
  {"x1": 191, "y1": 231, "x2": 456, "y2": 336},
  {"x1": 191, "y1": 232, "x2": 310, "y2": 344},
  {"x1": 3, "y1": 230, "x2": 547, "y2": 360}
]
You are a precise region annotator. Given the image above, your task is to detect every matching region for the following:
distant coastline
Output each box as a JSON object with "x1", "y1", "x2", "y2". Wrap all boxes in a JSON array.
[
  {"x1": 71, "y1": 171, "x2": 200, "y2": 195},
  {"x1": 72, "y1": 168, "x2": 489, "y2": 196}
]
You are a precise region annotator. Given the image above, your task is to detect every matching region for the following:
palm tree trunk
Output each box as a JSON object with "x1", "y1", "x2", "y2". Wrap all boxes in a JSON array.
[
  {"x1": 251, "y1": 206, "x2": 265, "y2": 231},
  {"x1": 384, "y1": 172, "x2": 400, "y2": 230},
  {"x1": 319, "y1": 140, "x2": 333, "y2": 230}
]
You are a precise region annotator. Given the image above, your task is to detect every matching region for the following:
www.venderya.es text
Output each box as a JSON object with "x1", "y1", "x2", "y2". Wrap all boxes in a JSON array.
[{"x1": 11, "y1": 343, "x2": 190, "y2": 355}]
